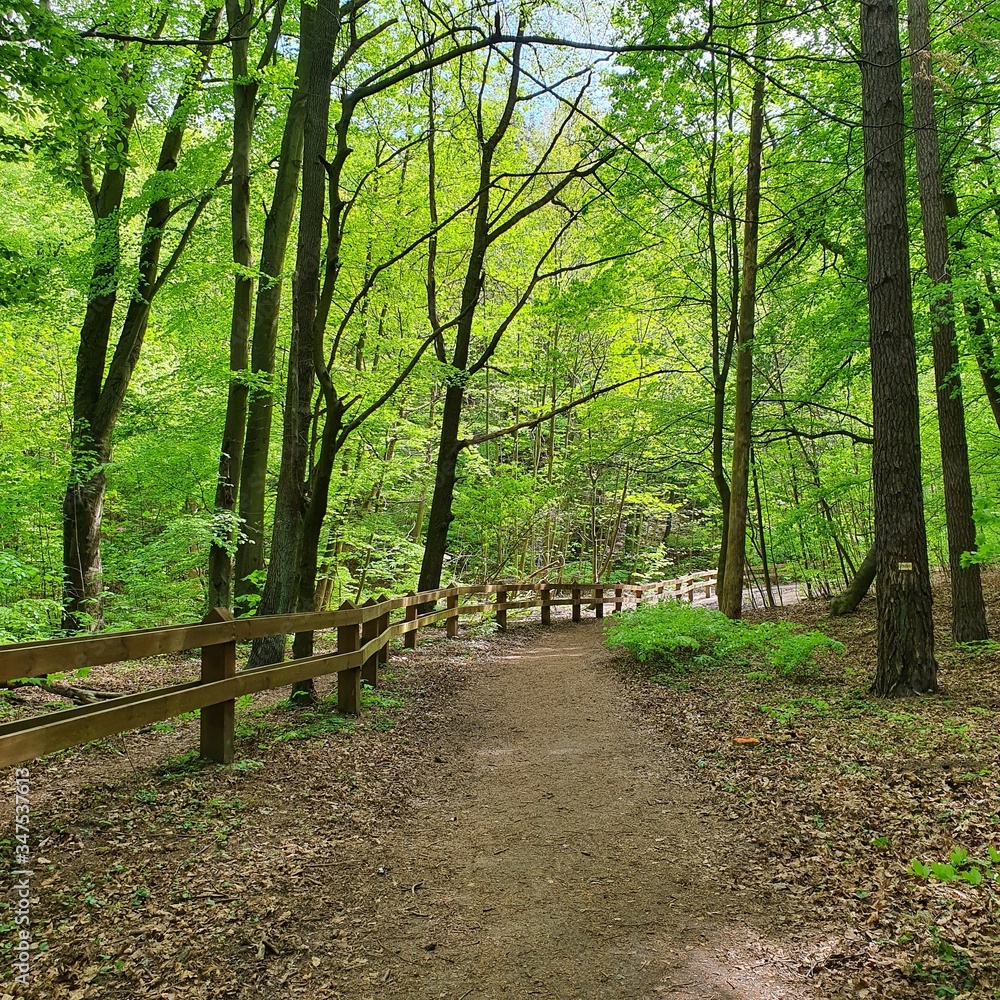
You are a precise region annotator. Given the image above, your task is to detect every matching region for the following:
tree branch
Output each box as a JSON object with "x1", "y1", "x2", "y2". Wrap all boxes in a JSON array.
[{"x1": 459, "y1": 369, "x2": 694, "y2": 449}]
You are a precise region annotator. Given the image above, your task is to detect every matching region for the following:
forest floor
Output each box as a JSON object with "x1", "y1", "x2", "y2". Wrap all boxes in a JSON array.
[{"x1": 1, "y1": 581, "x2": 999, "y2": 999}]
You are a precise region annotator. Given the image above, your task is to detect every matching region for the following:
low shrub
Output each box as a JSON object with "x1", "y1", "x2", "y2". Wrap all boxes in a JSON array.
[
  {"x1": 605, "y1": 600, "x2": 842, "y2": 676},
  {"x1": 0, "y1": 597, "x2": 63, "y2": 643}
]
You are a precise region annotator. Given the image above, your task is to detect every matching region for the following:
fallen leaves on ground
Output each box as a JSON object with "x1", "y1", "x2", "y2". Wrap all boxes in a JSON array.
[{"x1": 614, "y1": 570, "x2": 1000, "y2": 1000}]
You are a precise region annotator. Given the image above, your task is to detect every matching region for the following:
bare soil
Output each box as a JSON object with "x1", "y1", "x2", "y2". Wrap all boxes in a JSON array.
[{"x1": 367, "y1": 622, "x2": 813, "y2": 1000}]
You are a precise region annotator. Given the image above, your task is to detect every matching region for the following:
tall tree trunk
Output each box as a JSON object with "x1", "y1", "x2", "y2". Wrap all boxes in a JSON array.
[
  {"x1": 706, "y1": 63, "x2": 734, "y2": 595},
  {"x1": 719, "y1": 46, "x2": 765, "y2": 620},
  {"x1": 907, "y1": 0, "x2": 987, "y2": 642},
  {"x1": 417, "y1": 383, "x2": 464, "y2": 595},
  {"x1": 208, "y1": 0, "x2": 257, "y2": 610},
  {"x1": 63, "y1": 11, "x2": 221, "y2": 630},
  {"x1": 249, "y1": 0, "x2": 339, "y2": 674},
  {"x1": 860, "y1": 0, "x2": 937, "y2": 695},
  {"x1": 415, "y1": 40, "x2": 524, "y2": 597},
  {"x1": 63, "y1": 209, "x2": 126, "y2": 631},
  {"x1": 233, "y1": 1, "x2": 311, "y2": 614},
  {"x1": 750, "y1": 447, "x2": 776, "y2": 608}
]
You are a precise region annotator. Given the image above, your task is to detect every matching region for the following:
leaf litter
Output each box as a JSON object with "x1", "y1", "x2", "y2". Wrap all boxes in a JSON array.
[{"x1": 0, "y1": 582, "x2": 997, "y2": 999}]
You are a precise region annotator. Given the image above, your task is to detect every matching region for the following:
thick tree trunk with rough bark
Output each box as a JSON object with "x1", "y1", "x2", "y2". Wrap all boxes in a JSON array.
[
  {"x1": 860, "y1": 0, "x2": 937, "y2": 695},
  {"x1": 907, "y1": 0, "x2": 987, "y2": 643}
]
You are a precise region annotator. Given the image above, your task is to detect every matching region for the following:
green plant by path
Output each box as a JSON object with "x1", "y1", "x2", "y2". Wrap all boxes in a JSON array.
[
  {"x1": 605, "y1": 601, "x2": 842, "y2": 677},
  {"x1": 910, "y1": 845, "x2": 1000, "y2": 888}
]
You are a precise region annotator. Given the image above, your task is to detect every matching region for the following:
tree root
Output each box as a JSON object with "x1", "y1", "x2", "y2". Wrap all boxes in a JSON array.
[{"x1": 1, "y1": 680, "x2": 129, "y2": 705}]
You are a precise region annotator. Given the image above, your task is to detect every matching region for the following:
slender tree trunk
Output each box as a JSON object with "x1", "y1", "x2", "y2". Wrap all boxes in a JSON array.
[
  {"x1": 719, "y1": 51, "x2": 765, "y2": 619},
  {"x1": 208, "y1": 0, "x2": 256, "y2": 610},
  {"x1": 233, "y1": 1, "x2": 311, "y2": 614},
  {"x1": 416, "y1": 42, "x2": 524, "y2": 597},
  {"x1": 830, "y1": 546, "x2": 877, "y2": 616},
  {"x1": 860, "y1": 0, "x2": 937, "y2": 695},
  {"x1": 711, "y1": 382, "x2": 732, "y2": 595},
  {"x1": 706, "y1": 96, "x2": 734, "y2": 594},
  {"x1": 63, "y1": 212, "x2": 124, "y2": 630},
  {"x1": 63, "y1": 12, "x2": 221, "y2": 630},
  {"x1": 751, "y1": 448, "x2": 776, "y2": 608},
  {"x1": 417, "y1": 383, "x2": 464, "y2": 596},
  {"x1": 907, "y1": 0, "x2": 987, "y2": 642},
  {"x1": 964, "y1": 295, "x2": 1000, "y2": 431},
  {"x1": 249, "y1": 0, "x2": 339, "y2": 674}
]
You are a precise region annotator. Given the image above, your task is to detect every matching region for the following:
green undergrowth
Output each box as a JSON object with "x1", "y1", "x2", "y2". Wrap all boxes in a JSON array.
[
  {"x1": 234, "y1": 681, "x2": 406, "y2": 747},
  {"x1": 605, "y1": 600, "x2": 843, "y2": 679}
]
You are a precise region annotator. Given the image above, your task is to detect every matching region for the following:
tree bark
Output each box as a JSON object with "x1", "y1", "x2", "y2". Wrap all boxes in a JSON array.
[
  {"x1": 232, "y1": 0, "x2": 311, "y2": 614},
  {"x1": 249, "y1": 0, "x2": 340, "y2": 675},
  {"x1": 829, "y1": 545, "x2": 877, "y2": 616},
  {"x1": 907, "y1": 0, "x2": 987, "y2": 642},
  {"x1": 63, "y1": 11, "x2": 221, "y2": 631},
  {"x1": 860, "y1": 0, "x2": 937, "y2": 695},
  {"x1": 719, "y1": 45, "x2": 765, "y2": 620},
  {"x1": 751, "y1": 447, "x2": 776, "y2": 608},
  {"x1": 417, "y1": 383, "x2": 464, "y2": 595},
  {"x1": 416, "y1": 40, "x2": 524, "y2": 597},
  {"x1": 706, "y1": 54, "x2": 734, "y2": 596},
  {"x1": 208, "y1": 0, "x2": 257, "y2": 610}
]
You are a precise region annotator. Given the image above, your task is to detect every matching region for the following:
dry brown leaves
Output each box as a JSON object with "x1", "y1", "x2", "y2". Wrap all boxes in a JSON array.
[
  {"x1": 615, "y1": 573, "x2": 1000, "y2": 1000},
  {"x1": 0, "y1": 631, "x2": 484, "y2": 999}
]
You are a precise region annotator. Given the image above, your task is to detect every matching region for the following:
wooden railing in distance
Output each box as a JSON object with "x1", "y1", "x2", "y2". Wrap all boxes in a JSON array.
[{"x1": 0, "y1": 571, "x2": 718, "y2": 768}]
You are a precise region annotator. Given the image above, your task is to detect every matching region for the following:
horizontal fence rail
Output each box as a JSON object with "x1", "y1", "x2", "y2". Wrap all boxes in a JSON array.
[{"x1": 0, "y1": 571, "x2": 717, "y2": 768}]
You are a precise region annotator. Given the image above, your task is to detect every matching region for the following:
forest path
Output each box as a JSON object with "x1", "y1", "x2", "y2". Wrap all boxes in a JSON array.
[{"x1": 366, "y1": 620, "x2": 815, "y2": 1000}]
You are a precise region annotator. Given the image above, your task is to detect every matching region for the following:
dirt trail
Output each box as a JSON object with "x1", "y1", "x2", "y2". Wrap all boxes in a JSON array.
[{"x1": 370, "y1": 622, "x2": 816, "y2": 1000}]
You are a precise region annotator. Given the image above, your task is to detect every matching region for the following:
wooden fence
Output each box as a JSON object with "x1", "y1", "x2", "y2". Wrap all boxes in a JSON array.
[{"x1": 0, "y1": 571, "x2": 717, "y2": 768}]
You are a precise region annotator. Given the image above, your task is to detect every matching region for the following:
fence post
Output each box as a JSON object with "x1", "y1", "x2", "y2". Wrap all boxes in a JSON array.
[
  {"x1": 376, "y1": 594, "x2": 390, "y2": 667},
  {"x1": 496, "y1": 585, "x2": 508, "y2": 631},
  {"x1": 360, "y1": 596, "x2": 379, "y2": 688},
  {"x1": 541, "y1": 582, "x2": 551, "y2": 626},
  {"x1": 337, "y1": 600, "x2": 362, "y2": 715},
  {"x1": 446, "y1": 583, "x2": 459, "y2": 638},
  {"x1": 704, "y1": 576, "x2": 712, "y2": 599},
  {"x1": 656, "y1": 582, "x2": 664, "y2": 603},
  {"x1": 199, "y1": 607, "x2": 236, "y2": 764},
  {"x1": 404, "y1": 590, "x2": 418, "y2": 649},
  {"x1": 614, "y1": 585, "x2": 622, "y2": 613},
  {"x1": 572, "y1": 580, "x2": 581, "y2": 623},
  {"x1": 594, "y1": 586, "x2": 603, "y2": 620}
]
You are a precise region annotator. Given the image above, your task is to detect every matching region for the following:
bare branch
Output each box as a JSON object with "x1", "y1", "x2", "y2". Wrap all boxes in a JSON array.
[{"x1": 459, "y1": 370, "x2": 695, "y2": 449}]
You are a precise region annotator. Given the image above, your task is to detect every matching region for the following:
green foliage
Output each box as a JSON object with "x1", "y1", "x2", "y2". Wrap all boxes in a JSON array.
[
  {"x1": 0, "y1": 597, "x2": 62, "y2": 642},
  {"x1": 910, "y1": 845, "x2": 1000, "y2": 887},
  {"x1": 605, "y1": 601, "x2": 843, "y2": 676},
  {"x1": 759, "y1": 696, "x2": 831, "y2": 726}
]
